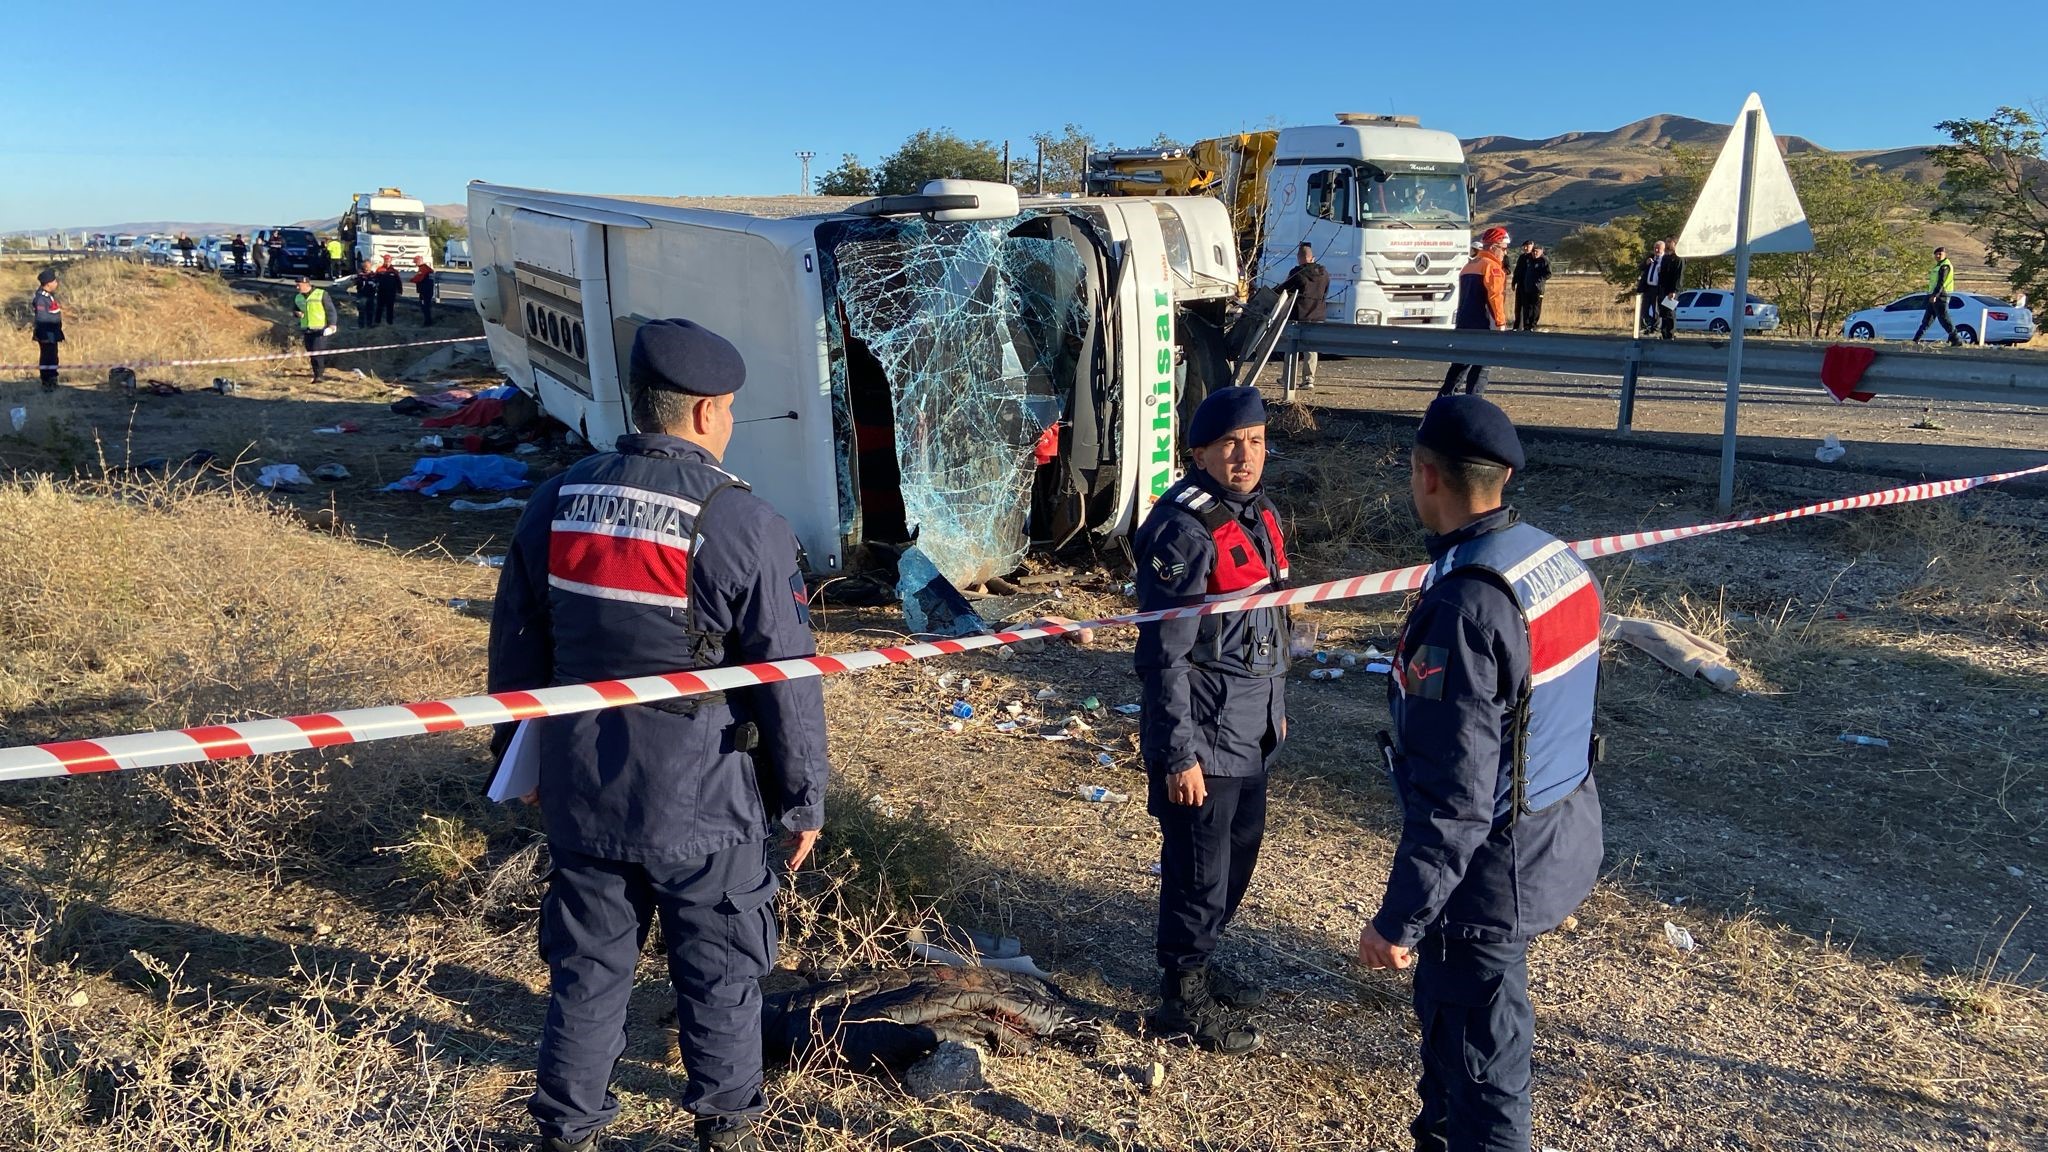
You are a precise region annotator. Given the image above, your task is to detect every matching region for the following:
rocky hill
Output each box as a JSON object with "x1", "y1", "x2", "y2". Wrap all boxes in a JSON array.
[{"x1": 1468, "y1": 114, "x2": 1982, "y2": 264}]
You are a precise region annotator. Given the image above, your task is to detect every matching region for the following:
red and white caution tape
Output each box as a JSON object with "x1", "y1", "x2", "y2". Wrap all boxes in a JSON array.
[
  {"x1": 2, "y1": 459, "x2": 2045, "y2": 782},
  {"x1": 0, "y1": 335, "x2": 485, "y2": 374}
]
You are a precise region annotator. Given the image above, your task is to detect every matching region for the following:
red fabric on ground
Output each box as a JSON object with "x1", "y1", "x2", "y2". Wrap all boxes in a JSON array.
[
  {"x1": 422, "y1": 397, "x2": 507, "y2": 428},
  {"x1": 1821, "y1": 344, "x2": 1878, "y2": 403}
]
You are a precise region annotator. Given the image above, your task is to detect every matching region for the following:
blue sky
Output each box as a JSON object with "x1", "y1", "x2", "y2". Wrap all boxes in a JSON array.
[{"x1": 2, "y1": 0, "x2": 2037, "y2": 232}]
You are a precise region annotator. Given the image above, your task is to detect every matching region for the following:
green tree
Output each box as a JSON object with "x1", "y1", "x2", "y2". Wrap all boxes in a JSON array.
[
  {"x1": 426, "y1": 217, "x2": 467, "y2": 263},
  {"x1": 875, "y1": 130, "x2": 1007, "y2": 196},
  {"x1": 1554, "y1": 221, "x2": 1643, "y2": 288},
  {"x1": 815, "y1": 153, "x2": 878, "y2": 197},
  {"x1": 1748, "y1": 153, "x2": 1920, "y2": 337},
  {"x1": 1929, "y1": 105, "x2": 2048, "y2": 303},
  {"x1": 1027, "y1": 123, "x2": 1097, "y2": 193}
]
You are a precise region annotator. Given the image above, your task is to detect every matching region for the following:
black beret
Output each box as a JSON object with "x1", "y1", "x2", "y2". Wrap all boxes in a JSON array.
[
  {"x1": 1187, "y1": 385, "x2": 1266, "y2": 447},
  {"x1": 629, "y1": 318, "x2": 745, "y2": 397},
  {"x1": 37, "y1": 268, "x2": 57, "y2": 285},
  {"x1": 1416, "y1": 395, "x2": 1524, "y2": 470}
]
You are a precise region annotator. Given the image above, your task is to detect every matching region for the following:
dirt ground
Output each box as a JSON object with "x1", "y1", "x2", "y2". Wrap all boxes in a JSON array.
[{"x1": 3, "y1": 269, "x2": 2046, "y2": 1150}]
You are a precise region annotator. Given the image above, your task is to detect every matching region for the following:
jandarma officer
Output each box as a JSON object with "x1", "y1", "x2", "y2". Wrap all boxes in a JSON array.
[
  {"x1": 1357, "y1": 395, "x2": 1604, "y2": 1152},
  {"x1": 487, "y1": 319, "x2": 831, "y2": 1152},
  {"x1": 1134, "y1": 385, "x2": 1291, "y2": 1055}
]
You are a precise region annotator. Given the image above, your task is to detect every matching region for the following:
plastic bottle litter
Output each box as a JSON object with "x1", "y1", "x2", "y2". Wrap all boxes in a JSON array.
[
  {"x1": 1340, "y1": 654, "x2": 1359, "y2": 669},
  {"x1": 1075, "y1": 785, "x2": 1129, "y2": 803},
  {"x1": 1838, "y1": 733, "x2": 1889, "y2": 748},
  {"x1": 1096, "y1": 752, "x2": 1115, "y2": 767},
  {"x1": 1309, "y1": 667, "x2": 1345, "y2": 681},
  {"x1": 949, "y1": 700, "x2": 974, "y2": 720},
  {"x1": 938, "y1": 671, "x2": 958, "y2": 690},
  {"x1": 1314, "y1": 650, "x2": 1331, "y2": 664},
  {"x1": 1081, "y1": 696, "x2": 1101, "y2": 712}
]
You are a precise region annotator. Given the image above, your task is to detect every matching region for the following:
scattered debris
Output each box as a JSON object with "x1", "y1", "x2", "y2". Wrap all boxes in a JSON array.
[
  {"x1": 65, "y1": 989, "x2": 90, "y2": 1009},
  {"x1": 1663, "y1": 921, "x2": 1697, "y2": 953},
  {"x1": 311, "y1": 463, "x2": 350, "y2": 481},
  {"x1": 2008, "y1": 865, "x2": 2025, "y2": 878},
  {"x1": 312, "y1": 420, "x2": 362, "y2": 434},
  {"x1": 1141, "y1": 1062, "x2": 1167, "y2": 1093},
  {"x1": 1602, "y1": 614, "x2": 1740, "y2": 691},
  {"x1": 1035, "y1": 688, "x2": 1059, "y2": 702},
  {"x1": 1309, "y1": 667, "x2": 1345, "y2": 681},
  {"x1": 1113, "y1": 704, "x2": 1142, "y2": 715},
  {"x1": 1080, "y1": 696, "x2": 1101, "y2": 713},
  {"x1": 1004, "y1": 701, "x2": 1023, "y2": 717},
  {"x1": 949, "y1": 701, "x2": 974, "y2": 720},
  {"x1": 762, "y1": 966, "x2": 1091, "y2": 1081},
  {"x1": 466, "y1": 554, "x2": 507, "y2": 568},
  {"x1": 8, "y1": 407, "x2": 25, "y2": 432},
  {"x1": 1094, "y1": 752, "x2": 1115, "y2": 768},
  {"x1": 898, "y1": 546, "x2": 988, "y2": 637},
  {"x1": 384, "y1": 455, "x2": 533, "y2": 497},
  {"x1": 417, "y1": 434, "x2": 445, "y2": 449},
  {"x1": 211, "y1": 377, "x2": 237, "y2": 394},
  {"x1": 256, "y1": 464, "x2": 312, "y2": 491},
  {"x1": 1814, "y1": 435, "x2": 1846, "y2": 463},
  {"x1": 449, "y1": 497, "x2": 528, "y2": 512},
  {"x1": 1076, "y1": 785, "x2": 1128, "y2": 803},
  {"x1": 1838, "y1": 733, "x2": 1890, "y2": 748}
]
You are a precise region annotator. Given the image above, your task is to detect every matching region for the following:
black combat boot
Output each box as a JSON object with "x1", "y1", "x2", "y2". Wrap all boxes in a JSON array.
[
  {"x1": 540, "y1": 1136, "x2": 594, "y2": 1152},
  {"x1": 1204, "y1": 964, "x2": 1268, "y2": 1010},
  {"x1": 696, "y1": 1116, "x2": 763, "y2": 1152},
  {"x1": 1151, "y1": 969, "x2": 1260, "y2": 1055}
]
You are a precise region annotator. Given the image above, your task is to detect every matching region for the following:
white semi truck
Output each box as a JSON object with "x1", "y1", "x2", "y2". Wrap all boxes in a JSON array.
[
  {"x1": 340, "y1": 187, "x2": 432, "y2": 269},
  {"x1": 465, "y1": 179, "x2": 1241, "y2": 583},
  {"x1": 1090, "y1": 114, "x2": 1475, "y2": 327}
]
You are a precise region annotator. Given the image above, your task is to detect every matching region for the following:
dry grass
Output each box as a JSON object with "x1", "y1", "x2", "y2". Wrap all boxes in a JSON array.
[{"x1": 0, "y1": 474, "x2": 498, "y2": 871}]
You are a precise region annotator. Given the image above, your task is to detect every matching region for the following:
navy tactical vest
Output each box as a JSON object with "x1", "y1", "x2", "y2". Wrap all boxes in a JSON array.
[
  {"x1": 544, "y1": 449, "x2": 747, "y2": 687},
  {"x1": 1155, "y1": 473, "x2": 1290, "y2": 675},
  {"x1": 1414, "y1": 521, "x2": 1601, "y2": 818}
]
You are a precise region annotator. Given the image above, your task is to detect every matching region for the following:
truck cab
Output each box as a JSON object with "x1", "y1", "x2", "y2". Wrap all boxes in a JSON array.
[
  {"x1": 466, "y1": 180, "x2": 1238, "y2": 584},
  {"x1": 1256, "y1": 115, "x2": 1472, "y2": 327},
  {"x1": 341, "y1": 188, "x2": 431, "y2": 269}
]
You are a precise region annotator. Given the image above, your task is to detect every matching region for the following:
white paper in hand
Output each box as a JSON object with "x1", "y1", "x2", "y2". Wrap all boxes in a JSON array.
[{"x1": 486, "y1": 720, "x2": 540, "y2": 803}]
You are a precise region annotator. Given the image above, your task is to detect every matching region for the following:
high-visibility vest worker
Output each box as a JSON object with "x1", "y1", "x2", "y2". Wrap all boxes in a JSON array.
[
  {"x1": 1929, "y1": 254, "x2": 1956, "y2": 296},
  {"x1": 295, "y1": 286, "x2": 332, "y2": 330},
  {"x1": 326, "y1": 238, "x2": 344, "y2": 265}
]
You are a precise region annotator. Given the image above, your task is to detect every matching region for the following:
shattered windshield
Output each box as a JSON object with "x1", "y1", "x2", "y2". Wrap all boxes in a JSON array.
[
  {"x1": 1361, "y1": 173, "x2": 1469, "y2": 224},
  {"x1": 821, "y1": 213, "x2": 1088, "y2": 585}
]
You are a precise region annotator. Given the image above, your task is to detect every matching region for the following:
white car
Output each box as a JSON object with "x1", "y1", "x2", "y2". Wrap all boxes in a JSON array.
[
  {"x1": 1842, "y1": 293, "x2": 2035, "y2": 346},
  {"x1": 143, "y1": 236, "x2": 178, "y2": 265},
  {"x1": 1672, "y1": 289, "x2": 1780, "y2": 333}
]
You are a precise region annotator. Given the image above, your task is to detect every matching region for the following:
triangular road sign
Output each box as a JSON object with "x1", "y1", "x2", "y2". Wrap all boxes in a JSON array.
[{"x1": 1676, "y1": 93, "x2": 1813, "y2": 257}]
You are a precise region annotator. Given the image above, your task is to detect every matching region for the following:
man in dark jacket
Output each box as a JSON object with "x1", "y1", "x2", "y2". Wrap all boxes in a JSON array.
[
  {"x1": 30, "y1": 269, "x2": 63, "y2": 389},
  {"x1": 374, "y1": 256, "x2": 403, "y2": 325},
  {"x1": 1511, "y1": 242, "x2": 1551, "y2": 331},
  {"x1": 411, "y1": 258, "x2": 437, "y2": 325},
  {"x1": 230, "y1": 234, "x2": 249, "y2": 276},
  {"x1": 488, "y1": 319, "x2": 830, "y2": 1152},
  {"x1": 1275, "y1": 243, "x2": 1330, "y2": 387},
  {"x1": 354, "y1": 259, "x2": 379, "y2": 327},
  {"x1": 1638, "y1": 239, "x2": 1683, "y2": 339},
  {"x1": 1358, "y1": 395, "x2": 1603, "y2": 1152},
  {"x1": 1134, "y1": 385, "x2": 1291, "y2": 1056}
]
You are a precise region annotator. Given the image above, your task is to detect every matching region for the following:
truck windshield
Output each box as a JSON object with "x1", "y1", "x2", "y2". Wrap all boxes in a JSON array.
[
  {"x1": 367, "y1": 211, "x2": 427, "y2": 235},
  {"x1": 1360, "y1": 172, "x2": 1469, "y2": 225}
]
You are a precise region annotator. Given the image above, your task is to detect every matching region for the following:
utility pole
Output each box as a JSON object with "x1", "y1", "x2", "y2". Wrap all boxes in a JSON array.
[
  {"x1": 795, "y1": 151, "x2": 817, "y2": 196},
  {"x1": 1002, "y1": 140, "x2": 1011, "y2": 185}
]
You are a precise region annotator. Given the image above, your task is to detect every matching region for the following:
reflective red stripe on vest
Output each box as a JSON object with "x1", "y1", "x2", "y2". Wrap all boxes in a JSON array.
[
  {"x1": 546, "y1": 482, "x2": 697, "y2": 610},
  {"x1": 1260, "y1": 506, "x2": 1290, "y2": 581}
]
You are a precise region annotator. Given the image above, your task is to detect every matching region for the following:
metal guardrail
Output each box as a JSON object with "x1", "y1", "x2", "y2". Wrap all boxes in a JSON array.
[{"x1": 1281, "y1": 323, "x2": 2048, "y2": 431}]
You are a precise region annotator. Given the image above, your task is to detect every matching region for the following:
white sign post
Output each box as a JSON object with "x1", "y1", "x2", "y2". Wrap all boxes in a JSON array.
[{"x1": 1677, "y1": 93, "x2": 1813, "y2": 513}]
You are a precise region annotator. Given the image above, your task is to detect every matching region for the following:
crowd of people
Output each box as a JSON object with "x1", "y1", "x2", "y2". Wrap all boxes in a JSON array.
[{"x1": 24, "y1": 249, "x2": 443, "y2": 389}]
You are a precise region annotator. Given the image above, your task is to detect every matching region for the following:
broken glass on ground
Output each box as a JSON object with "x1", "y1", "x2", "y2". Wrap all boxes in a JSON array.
[
  {"x1": 896, "y1": 545, "x2": 987, "y2": 638},
  {"x1": 825, "y1": 214, "x2": 1088, "y2": 588}
]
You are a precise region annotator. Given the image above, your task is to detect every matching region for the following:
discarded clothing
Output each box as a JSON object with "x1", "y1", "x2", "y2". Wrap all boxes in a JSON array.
[
  {"x1": 761, "y1": 966, "x2": 1095, "y2": 1072},
  {"x1": 257, "y1": 464, "x2": 312, "y2": 492},
  {"x1": 1820, "y1": 344, "x2": 1877, "y2": 403},
  {"x1": 1601, "y1": 613, "x2": 1739, "y2": 691},
  {"x1": 389, "y1": 388, "x2": 477, "y2": 417},
  {"x1": 383, "y1": 454, "x2": 533, "y2": 497},
  {"x1": 421, "y1": 396, "x2": 507, "y2": 429}
]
